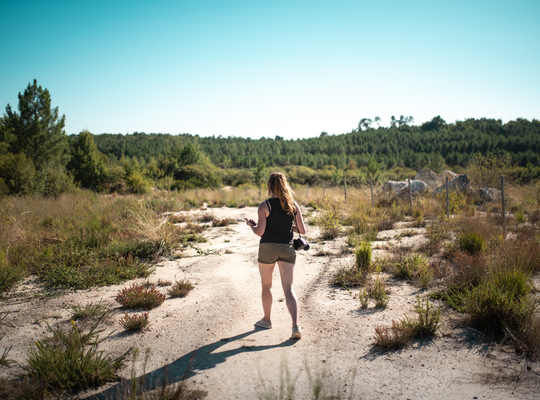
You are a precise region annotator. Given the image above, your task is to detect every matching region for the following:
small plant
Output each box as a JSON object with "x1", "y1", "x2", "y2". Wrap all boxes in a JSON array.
[
  {"x1": 156, "y1": 278, "x2": 172, "y2": 286},
  {"x1": 212, "y1": 217, "x2": 236, "y2": 227},
  {"x1": 115, "y1": 283, "x2": 166, "y2": 309},
  {"x1": 355, "y1": 242, "x2": 372, "y2": 272},
  {"x1": 418, "y1": 262, "x2": 433, "y2": 289},
  {"x1": 359, "y1": 288, "x2": 370, "y2": 309},
  {"x1": 457, "y1": 231, "x2": 485, "y2": 255},
  {"x1": 403, "y1": 296, "x2": 441, "y2": 338},
  {"x1": 374, "y1": 320, "x2": 414, "y2": 349},
  {"x1": 168, "y1": 279, "x2": 195, "y2": 298},
  {"x1": 25, "y1": 317, "x2": 127, "y2": 392},
  {"x1": 332, "y1": 262, "x2": 366, "y2": 288},
  {"x1": 70, "y1": 300, "x2": 110, "y2": 320},
  {"x1": 394, "y1": 254, "x2": 427, "y2": 280},
  {"x1": 370, "y1": 277, "x2": 389, "y2": 309},
  {"x1": 119, "y1": 312, "x2": 151, "y2": 331}
]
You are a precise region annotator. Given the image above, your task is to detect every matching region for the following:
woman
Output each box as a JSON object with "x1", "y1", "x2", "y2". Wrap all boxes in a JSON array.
[{"x1": 245, "y1": 172, "x2": 306, "y2": 339}]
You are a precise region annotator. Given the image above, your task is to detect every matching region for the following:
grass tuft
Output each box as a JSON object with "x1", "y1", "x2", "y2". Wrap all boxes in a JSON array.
[
  {"x1": 119, "y1": 312, "x2": 151, "y2": 332},
  {"x1": 168, "y1": 279, "x2": 195, "y2": 298},
  {"x1": 116, "y1": 283, "x2": 166, "y2": 309}
]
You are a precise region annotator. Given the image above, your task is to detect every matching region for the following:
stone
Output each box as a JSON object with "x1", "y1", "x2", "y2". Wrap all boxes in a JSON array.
[
  {"x1": 474, "y1": 188, "x2": 501, "y2": 202},
  {"x1": 439, "y1": 170, "x2": 458, "y2": 182},
  {"x1": 415, "y1": 169, "x2": 442, "y2": 190},
  {"x1": 434, "y1": 174, "x2": 471, "y2": 195}
]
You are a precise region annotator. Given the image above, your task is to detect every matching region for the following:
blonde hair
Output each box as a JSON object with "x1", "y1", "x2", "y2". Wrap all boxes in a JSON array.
[{"x1": 267, "y1": 172, "x2": 295, "y2": 215}]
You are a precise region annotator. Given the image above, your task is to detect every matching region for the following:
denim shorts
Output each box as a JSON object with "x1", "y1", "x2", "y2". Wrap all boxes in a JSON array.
[{"x1": 258, "y1": 242, "x2": 296, "y2": 264}]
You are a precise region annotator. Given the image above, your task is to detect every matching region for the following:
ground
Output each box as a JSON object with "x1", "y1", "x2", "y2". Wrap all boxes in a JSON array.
[{"x1": 1, "y1": 206, "x2": 538, "y2": 399}]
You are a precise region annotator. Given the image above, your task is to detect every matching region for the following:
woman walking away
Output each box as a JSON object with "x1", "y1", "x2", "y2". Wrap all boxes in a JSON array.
[{"x1": 245, "y1": 172, "x2": 306, "y2": 339}]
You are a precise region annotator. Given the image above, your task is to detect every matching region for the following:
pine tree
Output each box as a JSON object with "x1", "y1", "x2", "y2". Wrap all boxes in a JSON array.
[{"x1": 67, "y1": 130, "x2": 107, "y2": 189}]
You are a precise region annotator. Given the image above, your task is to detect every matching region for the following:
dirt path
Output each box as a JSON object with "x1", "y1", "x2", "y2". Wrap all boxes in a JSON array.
[{"x1": 1, "y1": 206, "x2": 538, "y2": 399}]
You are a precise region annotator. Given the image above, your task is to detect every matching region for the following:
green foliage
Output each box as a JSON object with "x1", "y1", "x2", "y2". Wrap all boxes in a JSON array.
[
  {"x1": 314, "y1": 202, "x2": 343, "y2": 240},
  {"x1": 69, "y1": 300, "x2": 110, "y2": 321},
  {"x1": 394, "y1": 254, "x2": 427, "y2": 280},
  {"x1": 67, "y1": 130, "x2": 107, "y2": 190},
  {"x1": 354, "y1": 242, "x2": 372, "y2": 272},
  {"x1": 332, "y1": 262, "x2": 367, "y2": 288},
  {"x1": 115, "y1": 283, "x2": 166, "y2": 309},
  {"x1": 25, "y1": 317, "x2": 127, "y2": 392},
  {"x1": 0, "y1": 251, "x2": 24, "y2": 294},
  {"x1": 369, "y1": 276, "x2": 389, "y2": 309},
  {"x1": 457, "y1": 231, "x2": 485, "y2": 255},
  {"x1": 467, "y1": 154, "x2": 516, "y2": 187},
  {"x1": 403, "y1": 297, "x2": 441, "y2": 338}
]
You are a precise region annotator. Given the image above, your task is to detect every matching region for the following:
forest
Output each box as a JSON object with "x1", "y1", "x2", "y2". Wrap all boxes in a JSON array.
[{"x1": 1, "y1": 80, "x2": 539, "y2": 196}]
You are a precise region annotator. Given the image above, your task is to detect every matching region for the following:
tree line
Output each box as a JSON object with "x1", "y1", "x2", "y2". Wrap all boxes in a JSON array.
[{"x1": 1, "y1": 80, "x2": 539, "y2": 196}]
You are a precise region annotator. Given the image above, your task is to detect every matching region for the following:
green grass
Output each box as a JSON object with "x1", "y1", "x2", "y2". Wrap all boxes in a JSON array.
[
  {"x1": 25, "y1": 317, "x2": 128, "y2": 393},
  {"x1": 69, "y1": 300, "x2": 111, "y2": 321},
  {"x1": 354, "y1": 242, "x2": 372, "y2": 272}
]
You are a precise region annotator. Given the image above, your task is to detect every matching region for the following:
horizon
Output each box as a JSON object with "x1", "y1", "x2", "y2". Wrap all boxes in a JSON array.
[{"x1": 1, "y1": 0, "x2": 539, "y2": 140}]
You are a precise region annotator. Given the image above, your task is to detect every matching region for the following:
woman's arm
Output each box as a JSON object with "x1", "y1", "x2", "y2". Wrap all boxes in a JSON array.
[
  {"x1": 293, "y1": 201, "x2": 306, "y2": 235},
  {"x1": 245, "y1": 202, "x2": 269, "y2": 237}
]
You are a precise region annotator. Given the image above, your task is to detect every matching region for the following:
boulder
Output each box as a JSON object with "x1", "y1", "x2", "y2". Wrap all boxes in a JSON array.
[
  {"x1": 439, "y1": 170, "x2": 458, "y2": 182},
  {"x1": 474, "y1": 188, "x2": 501, "y2": 202},
  {"x1": 414, "y1": 168, "x2": 442, "y2": 190},
  {"x1": 396, "y1": 180, "x2": 430, "y2": 199},
  {"x1": 434, "y1": 174, "x2": 471, "y2": 195},
  {"x1": 378, "y1": 181, "x2": 407, "y2": 195}
]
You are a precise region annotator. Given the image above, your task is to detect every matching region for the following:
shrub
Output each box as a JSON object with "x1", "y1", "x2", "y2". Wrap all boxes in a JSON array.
[
  {"x1": 119, "y1": 312, "x2": 150, "y2": 331},
  {"x1": 394, "y1": 254, "x2": 427, "y2": 280},
  {"x1": 355, "y1": 242, "x2": 372, "y2": 272},
  {"x1": 457, "y1": 231, "x2": 485, "y2": 255},
  {"x1": 25, "y1": 318, "x2": 127, "y2": 392},
  {"x1": 70, "y1": 300, "x2": 110, "y2": 321},
  {"x1": 332, "y1": 262, "x2": 367, "y2": 288},
  {"x1": 374, "y1": 320, "x2": 414, "y2": 349},
  {"x1": 418, "y1": 262, "x2": 433, "y2": 289},
  {"x1": 212, "y1": 217, "x2": 236, "y2": 227},
  {"x1": 369, "y1": 277, "x2": 389, "y2": 309},
  {"x1": 168, "y1": 279, "x2": 195, "y2": 298},
  {"x1": 115, "y1": 283, "x2": 166, "y2": 309},
  {"x1": 0, "y1": 259, "x2": 24, "y2": 294},
  {"x1": 403, "y1": 297, "x2": 441, "y2": 338}
]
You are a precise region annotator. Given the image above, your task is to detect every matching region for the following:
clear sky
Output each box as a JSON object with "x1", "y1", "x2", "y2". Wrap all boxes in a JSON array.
[{"x1": 1, "y1": 0, "x2": 539, "y2": 139}]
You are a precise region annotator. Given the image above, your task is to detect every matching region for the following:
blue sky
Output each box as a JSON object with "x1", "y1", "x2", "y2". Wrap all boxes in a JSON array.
[{"x1": 1, "y1": 0, "x2": 539, "y2": 139}]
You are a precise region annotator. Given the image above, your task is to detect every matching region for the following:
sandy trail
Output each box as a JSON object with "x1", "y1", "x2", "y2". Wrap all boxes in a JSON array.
[{"x1": 1, "y1": 206, "x2": 538, "y2": 399}]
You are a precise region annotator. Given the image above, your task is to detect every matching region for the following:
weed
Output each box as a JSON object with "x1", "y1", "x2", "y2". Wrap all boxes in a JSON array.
[
  {"x1": 359, "y1": 288, "x2": 370, "y2": 309},
  {"x1": 394, "y1": 254, "x2": 427, "y2": 280},
  {"x1": 332, "y1": 262, "x2": 367, "y2": 288},
  {"x1": 354, "y1": 242, "x2": 372, "y2": 272},
  {"x1": 374, "y1": 320, "x2": 414, "y2": 349},
  {"x1": 418, "y1": 262, "x2": 433, "y2": 289},
  {"x1": 70, "y1": 300, "x2": 110, "y2": 321},
  {"x1": 119, "y1": 312, "x2": 151, "y2": 332},
  {"x1": 116, "y1": 283, "x2": 166, "y2": 309},
  {"x1": 457, "y1": 231, "x2": 485, "y2": 255},
  {"x1": 25, "y1": 317, "x2": 128, "y2": 392},
  {"x1": 212, "y1": 217, "x2": 236, "y2": 227},
  {"x1": 403, "y1": 296, "x2": 441, "y2": 338},
  {"x1": 156, "y1": 279, "x2": 172, "y2": 286},
  {"x1": 369, "y1": 276, "x2": 389, "y2": 309},
  {"x1": 168, "y1": 279, "x2": 195, "y2": 298}
]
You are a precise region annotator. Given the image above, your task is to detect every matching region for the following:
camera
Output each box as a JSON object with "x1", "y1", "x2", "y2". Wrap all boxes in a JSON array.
[{"x1": 293, "y1": 237, "x2": 310, "y2": 251}]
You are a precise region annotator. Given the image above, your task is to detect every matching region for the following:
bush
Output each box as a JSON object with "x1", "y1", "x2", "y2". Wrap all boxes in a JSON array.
[
  {"x1": 374, "y1": 320, "x2": 414, "y2": 349},
  {"x1": 369, "y1": 277, "x2": 389, "y2": 309},
  {"x1": 115, "y1": 283, "x2": 166, "y2": 309},
  {"x1": 332, "y1": 262, "x2": 367, "y2": 288},
  {"x1": 119, "y1": 312, "x2": 151, "y2": 331},
  {"x1": 70, "y1": 300, "x2": 110, "y2": 321},
  {"x1": 403, "y1": 297, "x2": 441, "y2": 338},
  {"x1": 168, "y1": 279, "x2": 195, "y2": 298},
  {"x1": 355, "y1": 242, "x2": 372, "y2": 272},
  {"x1": 25, "y1": 318, "x2": 127, "y2": 392},
  {"x1": 457, "y1": 231, "x2": 485, "y2": 255},
  {"x1": 394, "y1": 254, "x2": 427, "y2": 280}
]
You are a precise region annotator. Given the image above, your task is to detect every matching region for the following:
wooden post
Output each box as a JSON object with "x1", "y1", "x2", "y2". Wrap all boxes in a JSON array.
[
  {"x1": 306, "y1": 183, "x2": 309, "y2": 199},
  {"x1": 446, "y1": 176, "x2": 450, "y2": 219},
  {"x1": 344, "y1": 178, "x2": 347, "y2": 202},
  {"x1": 501, "y1": 175, "x2": 506, "y2": 239},
  {"x1": 323, "y1": 180, "x2": 326, "y2": 198},
  {"x1": 258, "y1": 184, "x2": 261, "y2": 199},
  {"x1": 408, "y1": 177, "x2": 413, "y2": 211},
  {"x1": 370, "y1": 177, "x2": 374, "y2": 207}
]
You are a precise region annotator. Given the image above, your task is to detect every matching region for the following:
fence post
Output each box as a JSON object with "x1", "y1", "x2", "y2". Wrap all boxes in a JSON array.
[
  {"x1": 408, "y1": 177, "x2": 413, "y2": 212},
  {"x1": 370, "y1": 177, "x2": 374, "y2": 207},
  {"x1": 306, "y1": 183, "x2": 309, "y2": 199},
  {"x1": 501, "y1": 175, "x2": 506, "y2": 239},
  {"x1": 344, "y1": 178, "x2": 347, "y2": 202},
  {"x1": 446, "y1": 176, "x2": 450, "y2": 219},
  {"x1": 323, "y1": 180, "x2": 326, "y2": 198}
]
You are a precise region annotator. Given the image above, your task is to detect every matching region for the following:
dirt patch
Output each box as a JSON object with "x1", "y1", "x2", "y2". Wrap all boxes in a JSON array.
[{"x1": 1, "y1": 206, "x2": 538, "y2": 399}]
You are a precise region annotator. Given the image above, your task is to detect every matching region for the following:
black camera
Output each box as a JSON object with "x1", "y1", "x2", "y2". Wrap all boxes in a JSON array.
[{"x1": 293, "y1": 237, "x2": 310, "y2": 251}]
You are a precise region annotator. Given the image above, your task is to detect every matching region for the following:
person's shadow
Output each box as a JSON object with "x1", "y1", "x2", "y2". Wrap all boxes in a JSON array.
[{"x1": 90, "y1": 328, "x2": 296, "y2": 399}]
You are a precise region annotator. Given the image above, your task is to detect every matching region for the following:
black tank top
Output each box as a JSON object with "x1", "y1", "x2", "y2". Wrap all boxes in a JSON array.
[{"x1": 260, "y1": 198, "x2": 294, "y2": 244}]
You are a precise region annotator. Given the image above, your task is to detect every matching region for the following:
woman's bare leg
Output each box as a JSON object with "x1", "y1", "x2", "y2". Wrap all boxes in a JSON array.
[
  {"x1": 259, "y1": 262, "x2": 275, "y2": 321},
  {"x1": 277, "y1": 261, "x2": 298, "y2": 326}
]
